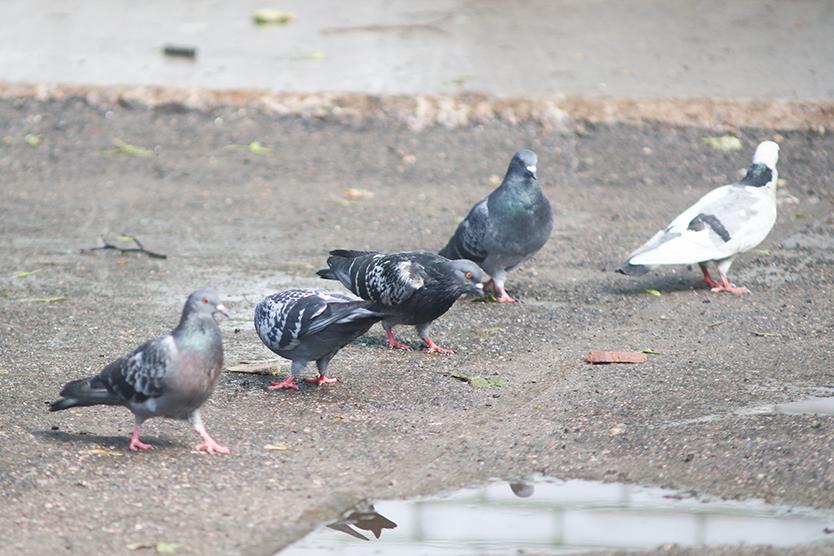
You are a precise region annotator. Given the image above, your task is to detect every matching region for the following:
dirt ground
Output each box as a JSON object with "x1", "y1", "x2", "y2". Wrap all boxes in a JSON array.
[{"x1": 0, "y1": 95, "x2": 833, "y2": 555}]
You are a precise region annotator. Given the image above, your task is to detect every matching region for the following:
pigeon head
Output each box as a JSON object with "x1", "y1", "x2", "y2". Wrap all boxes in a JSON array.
[
  {"x1": 752, "y1": 141, "x2": 779, "y2": 170},
  {"x1": 183, "y1": 288, "x2": 230, "y2": 320},
  {"x1": 447, "y1": 259, "x2": 488, "y2": 298},
  {"x1": 507, "y1": 149, "x2": 538, "y2": 180},
  {"x1": 740, "y1": 141, "x2": 779, "y2": 188}
]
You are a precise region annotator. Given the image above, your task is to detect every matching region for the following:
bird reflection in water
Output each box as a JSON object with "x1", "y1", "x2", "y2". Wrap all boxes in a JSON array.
[{"x1": 327, "y1": 505, "x2": 397, "y2": 541}]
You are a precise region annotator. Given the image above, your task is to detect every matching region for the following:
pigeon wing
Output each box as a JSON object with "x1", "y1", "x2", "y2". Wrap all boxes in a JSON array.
[{"x1": 440, "y1": 199, "x2": 489, "y2": 262}]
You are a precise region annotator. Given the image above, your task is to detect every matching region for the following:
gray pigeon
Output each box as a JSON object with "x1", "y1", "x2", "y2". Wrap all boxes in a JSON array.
[
  {"x1": 50, "y1": 288, "x2": 230, "y2": 454},
  {"x1": 616, "y1": 141, "x2": 780, "y2": 294},
  {"x1": 316, "y1": 250, "x2": 487, "y2": 354},
  {"x1": 254, "y1": 288, "x2": 385, "y2": 390},
  {"x1": 439, "y1": 149, "x2": 554, "y2": 302}
]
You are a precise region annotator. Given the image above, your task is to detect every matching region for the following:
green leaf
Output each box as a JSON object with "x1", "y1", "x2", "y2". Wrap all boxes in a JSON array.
[
  {"x1": 644, "y1": 289, "x2": 662, "y2": 297},
  {"x1": 0, "y1": 369, "x2": 10, "y2": 376},
  {"x1": 117, "y1": 234, "x2": 136, "y2": 242},
  {"x1": 450, "y1": 372, "x2": 504, "y2": 388},
  {"x1": 641, "y1": 348, "x2": 661, "y2": 355},
  {"x1": 248, "y1": 141, "x2": 272, "y2": 155},
  {"x1": 111, "y1": 139, "x2": 153, "y2": 157},
  {"x1": 14, "y1": 268, "x2": 42, "y2": 278},
  {"x1": 752, "y1": 248, "x2": 770, "y2": 255},
  {"x1": 25, "y1": 134, "x2": 43, "y2": 147},
  {"x1": 702, "y1": 135, "x2": 742, "y2": 151},
  {"x1": 155, "y1": 542, "x2": 184, "y2": 554},
  {"x1": 19, "y1": 295, "x2": 66, "y2": 304},
  {"x1": 253, "y1": 8, "x2": 296, "y2": 25}
]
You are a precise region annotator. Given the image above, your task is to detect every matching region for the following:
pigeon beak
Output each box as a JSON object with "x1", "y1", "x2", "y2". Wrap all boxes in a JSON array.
[
  {"x1": 214, "y1": 303, "x2": 231, "y2": 318},
  {"x1": 525, "y1": 165, "x2": 537, "y2": 179}
]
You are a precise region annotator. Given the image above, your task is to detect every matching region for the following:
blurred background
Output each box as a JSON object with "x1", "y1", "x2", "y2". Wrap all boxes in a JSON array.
[{"x1": 1, "y1": 0, "x2": 832, "y2": 98}]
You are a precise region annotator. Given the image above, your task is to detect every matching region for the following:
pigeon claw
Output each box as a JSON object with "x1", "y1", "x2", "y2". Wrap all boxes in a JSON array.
[
  {"x1": 424, "y1": 338, "x2": 454, "y2": 355},
  {"x1": 494, "y1": 290, "x2": 517, "y2": 303},
  {"x1": 304, "y1": 374, "x2": 338, "y2": 386},
  {"x1": 388, "y1": 340, "x2": 413, "y2": 351},
  {"x1": 128, "y1": 438, "x2": 154, "y2": 451},
  {"x1": 268, "y1": 376, "x2": 299, "y2": 391},
  {"x1": 711, "y1": 275, "x2": 751, "y2": 295},
  {"x1": 195, "y1": 436, "x2": 230, "y2": 455}
]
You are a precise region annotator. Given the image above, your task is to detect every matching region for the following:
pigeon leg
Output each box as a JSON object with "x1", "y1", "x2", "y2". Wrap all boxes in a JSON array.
[
  {"x1": 306, "y1": 356, "x2": 338, "y2": 385},
  {"x1": 698, "y1": 263, "x2": 721, "y2": 289},
  {"x1": 128, "y1": 421, "x2": 153, "y2": 451},
  {"x1": 491, "y1": 272, "x2": 517, "y2": 303},
  {"x1": 711, "y1": 273, "x2": 750, "y2": 295},
  {"x1": 190, "y1": 410, "x2": 230, "y2": 455},
  {"x1": 494, "y1": 287, "x2": 517, "y2": 303},
  {"x1": 417, "y1": 323, "x2": 454, "y2": 354},
  {"x1": 268, "y1": 361, "x2": 303, "y2": 390},
  {"x1": 384, "y1": 325, "x2": 412, "y2": 351}
]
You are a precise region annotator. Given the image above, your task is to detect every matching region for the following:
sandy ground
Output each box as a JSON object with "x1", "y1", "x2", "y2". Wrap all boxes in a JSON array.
[{"x1": 0, "y1": 95, "x2": 833, "y2": 555}]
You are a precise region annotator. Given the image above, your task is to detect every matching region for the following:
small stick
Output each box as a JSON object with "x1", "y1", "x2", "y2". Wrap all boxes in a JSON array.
[{"x1": 83, "y1": 236, "x2": 167, "y2": 259}]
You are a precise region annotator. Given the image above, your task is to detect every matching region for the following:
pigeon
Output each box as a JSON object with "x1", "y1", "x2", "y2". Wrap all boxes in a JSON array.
[
  {"x1": 316, "y1": 250, "x2": 487, "y2": 354},
  {"x1": 616, "y1": 141, "x2": 780, "y2": 294},
  {"x1": 439, "y1": 149, "x2": 554, "y2": 303},
  {"x1": 49, "y1": 288, "x2": 231, "y2": 454},
  {"x1": 254, "y1": 288, "x2": 385, "y2": 390}
]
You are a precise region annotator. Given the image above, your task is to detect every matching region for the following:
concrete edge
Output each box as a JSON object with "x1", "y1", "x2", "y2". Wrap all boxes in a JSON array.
[{"x1": 2, "y1": 81, "x2": 833, "y2": 131}]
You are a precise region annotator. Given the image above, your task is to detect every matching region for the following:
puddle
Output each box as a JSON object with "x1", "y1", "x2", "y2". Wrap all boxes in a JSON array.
[
  {"x1": 278, "y1": 478, "x2": 834, "y2": 555},
  {"x1": 667, "y1": 395, "x2": 834, "y2": 427}
]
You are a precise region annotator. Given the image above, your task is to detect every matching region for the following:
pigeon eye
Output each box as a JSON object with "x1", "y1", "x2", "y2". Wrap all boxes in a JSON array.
[
  {"x1": 465, "y1": 271, "x2": 473, "y2": 279},
  {"x1": 202, "y1": 297, "x2": 209, "y2": 304}
]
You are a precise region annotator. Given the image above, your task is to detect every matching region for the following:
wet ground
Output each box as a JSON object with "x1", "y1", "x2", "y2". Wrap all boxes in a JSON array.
[
  {"x1": 1, "y1": 0, "x2": 833, "y2": 98},
  {"x1": 1, "y1": 95, "x2": 833, "y2": 555}
]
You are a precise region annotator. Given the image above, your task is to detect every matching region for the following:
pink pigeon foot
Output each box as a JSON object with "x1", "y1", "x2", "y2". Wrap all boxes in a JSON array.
[
  {"x1": 128, "y1": 426, "x2": 153, "y2": 451},
  {"x1": 385, "y1": 329, "x2": 412, "y2": 351},
  {"x1": 195, "y1": 432, "x2": 230, "y2": 455},
  {"x1": 424, "y1": 338, "x2": 454, "y2": 355},
  {"x1": 699, "y1": 265, "x2": 721, "y2": 289},
  {"x1": 710, "y1": 274, "x2": 750, "y2": 295},
  {"x1": 304, "y1": 373, "x2": 338, "y2": 385},
  {"x1": 268, "y1": 375, "x2": 299, "y2": 391},
  {"x1": 494, "y1": 288, "x2": 517, "y2": 303}
]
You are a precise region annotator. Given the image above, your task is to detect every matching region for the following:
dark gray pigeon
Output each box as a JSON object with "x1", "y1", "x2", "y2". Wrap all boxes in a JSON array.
[
  {"x1": 254, "y1": 288, "x2": 385, "y2": 390},
  {"x1": 316, "y1": 250, "x2": 487, "y2": 354},
  {"x1": 616, "y1": 141, "x2": 779, "y2": 294},
  {"x1": 439, "y1": 149, "x2": 554, "y2": 303},
  {"x1": 50, "y1": 288, "x2": 231, "y2": 454}
]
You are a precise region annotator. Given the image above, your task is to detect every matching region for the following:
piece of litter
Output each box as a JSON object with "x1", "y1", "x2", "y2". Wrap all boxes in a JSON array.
[
  {"x1": 752, "y1": 331, "x2": 776, "y2": 337},
  {"x1": 264, "y1": 443, "x2": 289, "y2": 451},
  {"x1": 253, "y1": 8, "x2": 296, "y2": 25},
  {"x1": 226, "y1": 362, "x2": 281, "y2": 375},
  {"x1": 162, "y1": 45, "x2": 197, "y2": 59},
  {"x1": 702, "y1": 135, "x2": 742, "y2": 151},
  {"x1": 640, "y1": 348, "x2": 662, "y2": 355},
  {"x1": 609, "y1": 427, "x2": 624, "y2": 437},
  {"x1": 342, "y1": 187, "x2": 374, "y2": 200},
  {"x1": 586, "y1": 351, "x2": 648, "y2": 364}
]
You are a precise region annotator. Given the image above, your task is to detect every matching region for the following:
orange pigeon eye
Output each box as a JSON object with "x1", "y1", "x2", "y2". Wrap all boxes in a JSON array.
[
  {"x1": 202, "y1": 297, "x2": 209, "y2": 304},
  {"x1": 465, "y1": 271, "x2": 473, "y2": 279}
]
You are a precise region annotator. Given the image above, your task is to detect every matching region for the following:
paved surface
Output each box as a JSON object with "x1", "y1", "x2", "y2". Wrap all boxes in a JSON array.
[
  {"x1": 0, "y1": 96, "x2": 832, "y2": 555},
  {"x1": 1, "y1": 0, "x2": 833, "y2": 99}
]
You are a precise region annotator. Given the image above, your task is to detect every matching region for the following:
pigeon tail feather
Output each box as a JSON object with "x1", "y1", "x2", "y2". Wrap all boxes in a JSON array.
[{"x1": 49, "y1": 377, "x2": 120, "y2": 411}]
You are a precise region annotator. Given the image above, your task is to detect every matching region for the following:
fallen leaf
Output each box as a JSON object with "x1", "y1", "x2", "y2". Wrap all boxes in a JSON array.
[
  {"x1": 18, "y1": 296, "x2": 66, "y2": 304},
  {"x1": 25, "y1": 134, "x2": 43, "y2": 147},
  {"x1": 253, "y1": 8, "x2": 296, "y2": 25},
  {"x1": 586, "y1": 351, "x2": 648, "y2": 364},
  {"x1": 156, "y1": 543, "x2": 184, "y2": 555},
  {"x1": 640, "y1": 348, "x2": 661, "y2": 355},
  {"x1": 247, "y1": 141, "x2": 272, "y2": 155},
  {"x1": 225, "y1": 362, "x2": 281, "y2": 375},
  {"x1": 475, "y1": 326, "x2": 505, "y2": 336},
  {"x1": 450, "y1": 372, "x2": 504, "y2": 388},
  {"x1": 752, "y1": 331, "x2": 776, "y2": 337},
  {"x1": 264, "y1": 443, "x2": 288, "y2": 451},
  {"x1": 702, "y1": 135, "x2": 742, "y2": 151},
  {"x1": 752, "y1": 248, "x2": 770, "y2": 255},
  {"x1": 112, "y1": 139, "x2": 153, "y2": 157},
  {"x1": 609, "y1": 427, "x2": 624, "y2": 437},
  {"x1": 644, "y1": 289, "x2": 662, "y2": 297},
  {"x1": 117, "y1": 234, "x2": 136, "y2": 242},
  {"x1": 14, "y1": 268, "x2": 42, "y2": 278},
  {"x1": 0, "y1": 369, "x2": 10, "y2": 376},
  {"x1": 487, "y1": 174, "x2": 502, "y2": 186}
]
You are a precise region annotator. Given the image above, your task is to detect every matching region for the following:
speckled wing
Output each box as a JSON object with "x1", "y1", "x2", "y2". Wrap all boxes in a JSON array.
[
  {"x1": 439, "y1": 199, "x2": 489, "y2": 263},
  {"x1": 97, "y1": 335, "x2": 176, "y2": 404},
  {"x1": 319, "y1": 251, "x2": 426, "y2": 307}
]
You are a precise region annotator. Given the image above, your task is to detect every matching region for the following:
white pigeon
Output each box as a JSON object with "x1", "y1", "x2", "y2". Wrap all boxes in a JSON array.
[{"x1": 616, "y1": 141, "x2": 780, "y2": 294}]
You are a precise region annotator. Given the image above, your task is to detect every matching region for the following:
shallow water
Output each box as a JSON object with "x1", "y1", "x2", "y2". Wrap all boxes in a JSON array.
[{"x1": 278, "y1": 478, "x2": 834, "y2": 555}]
